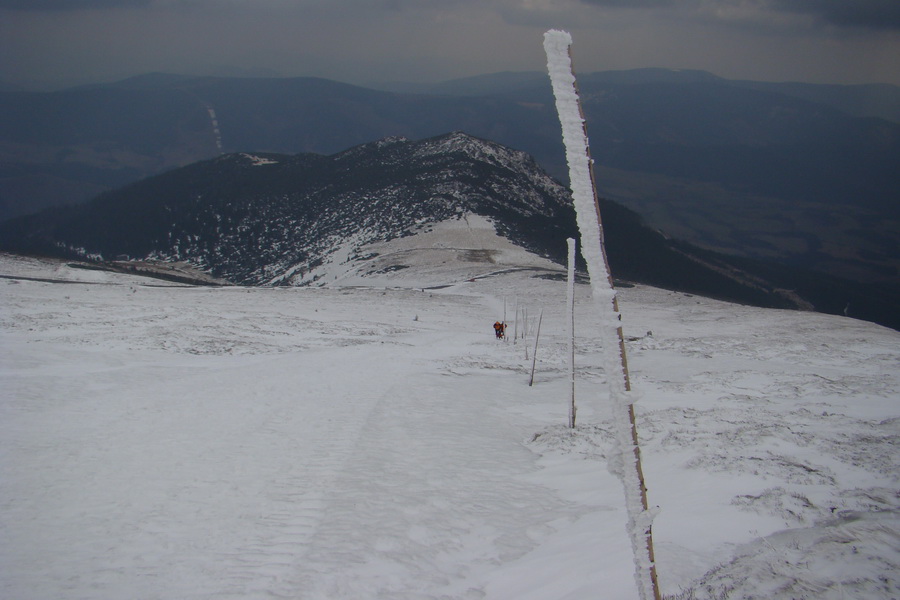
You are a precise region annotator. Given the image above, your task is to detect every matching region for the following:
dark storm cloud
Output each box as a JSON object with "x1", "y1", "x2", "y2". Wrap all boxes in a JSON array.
[
  {"x1": 771, "y1": 0, "x2": 900, "y2": 30},
  {"x1": 0, "y1": 0, "x2": 151, "y2": 9},
  {"x1": 579, "y1": 0, "x2": 678, "y2": 7},
  {"x1": 580, "y1": 0, "x2": 900, "y2": 30},
  {"x1": 578, "y1": 0, "x2": 688, "y2": 6}
]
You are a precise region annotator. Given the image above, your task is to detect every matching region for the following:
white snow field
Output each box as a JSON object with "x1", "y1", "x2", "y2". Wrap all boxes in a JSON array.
[{"x1": 1, "y1": 221, "x2": 898, "y2": 600}]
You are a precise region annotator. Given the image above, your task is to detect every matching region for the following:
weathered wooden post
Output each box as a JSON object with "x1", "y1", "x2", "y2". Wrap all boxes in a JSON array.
[{"x1": 528, "y1": 308, "x2": 543, "y2": 387}]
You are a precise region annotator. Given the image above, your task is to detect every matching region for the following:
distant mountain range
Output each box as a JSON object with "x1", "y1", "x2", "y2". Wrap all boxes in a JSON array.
[
  {"x1": 376, "y1": 69, "x2": 900, "y2": 124},
  {"x1": 1, "y1": 68, "x2": 897, "y2": 289},
  {"x1": 1, "y1": 132, "x2": 896, "y2": 330}
]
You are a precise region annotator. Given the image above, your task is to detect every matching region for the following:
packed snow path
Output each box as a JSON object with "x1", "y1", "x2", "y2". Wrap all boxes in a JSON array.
[
  {"x1": 1, "y1": 254, "x2": 898, "y2": 599},
  {"x1": 1, "y1": 260, "x2": 619, "y2": 599}
]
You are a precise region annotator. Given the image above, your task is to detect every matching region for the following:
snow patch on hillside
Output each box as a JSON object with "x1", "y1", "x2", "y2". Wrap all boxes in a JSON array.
[
  {"x1": 240, "y1": 153, "x2": 279, "y2": 166},
  {"x1": 293, "y1": 213, "x2": 561, "y2": 289}
]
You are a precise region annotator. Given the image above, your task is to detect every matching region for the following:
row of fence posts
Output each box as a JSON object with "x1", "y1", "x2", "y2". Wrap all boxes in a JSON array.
[{"x1": 501, "y1": 239, "x2": 575, "y2": 419}]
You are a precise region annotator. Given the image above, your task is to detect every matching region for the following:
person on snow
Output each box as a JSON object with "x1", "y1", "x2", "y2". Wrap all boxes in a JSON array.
[{"x1": 493, "y1": 321, "x2": 506, "y2": 339}]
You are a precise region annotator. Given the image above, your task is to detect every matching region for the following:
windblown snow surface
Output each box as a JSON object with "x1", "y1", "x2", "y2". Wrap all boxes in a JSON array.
[{"x1": 1, "y1": 218, "x2": 898, "y2": 600}]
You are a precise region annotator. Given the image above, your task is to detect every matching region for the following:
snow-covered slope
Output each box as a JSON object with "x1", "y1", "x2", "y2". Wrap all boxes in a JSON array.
[
  {"x1": 302, "y1": 213, "x2": 561, "y2": 288},
  {"x1": 1, "y1": 247, "x2": 897, "y2": 600}
]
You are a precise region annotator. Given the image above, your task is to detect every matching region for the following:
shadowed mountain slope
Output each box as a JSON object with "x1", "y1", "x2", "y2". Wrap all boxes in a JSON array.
[{"x1": 1, "y1": 132, "x2": 896, "y2": 329}]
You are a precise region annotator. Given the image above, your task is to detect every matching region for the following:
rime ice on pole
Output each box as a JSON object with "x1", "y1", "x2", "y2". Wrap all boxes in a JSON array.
[
  {"x1": 542, "y1": 31, "x2": 615, "y2": 310},
  {"x1": 544, "y1": 29, "x2": 660, "y2": 600}
]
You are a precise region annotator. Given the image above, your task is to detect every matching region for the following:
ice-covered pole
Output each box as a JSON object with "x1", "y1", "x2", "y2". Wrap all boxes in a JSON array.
[
  {"x1": 567, "y1": 237, "x2": 577, "y2": 428},
  {"x1": 543, "y1": 29, "x2": 661, "y2": 600}
]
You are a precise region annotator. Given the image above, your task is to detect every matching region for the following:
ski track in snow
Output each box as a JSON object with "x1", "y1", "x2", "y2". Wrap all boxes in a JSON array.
[{"x1": 1, "y1": 253, "x2": 898, "y2": 599}]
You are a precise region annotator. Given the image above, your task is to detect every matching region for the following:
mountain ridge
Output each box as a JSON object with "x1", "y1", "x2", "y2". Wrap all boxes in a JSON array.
[
  {"x1": 0, "y1": 133, "x2": 576, "y2": 286},
  {"x1": 2, "y1": 132, "x2": 897, "y2": 329},
  {"x1": 1, "y1": 69, "x2": 896, "y2": 290}
]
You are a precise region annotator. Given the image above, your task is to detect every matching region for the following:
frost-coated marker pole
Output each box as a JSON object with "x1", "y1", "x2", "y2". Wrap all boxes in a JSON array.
[
  {"x1": 513, "y1": 298, "x2": 519, "y2": 344},
  {"x1": 544, "y1": 29, "x2": 661, "y2": 600},
  {"x1": 503, "y1": 298, "x2": 508, "y2": 343},
  {"x1": 528, "y1": 308, "x2": 543, "y2": 386},
  {"x1": 567, "y1": 237, "x2": 577, "y2": 428}
]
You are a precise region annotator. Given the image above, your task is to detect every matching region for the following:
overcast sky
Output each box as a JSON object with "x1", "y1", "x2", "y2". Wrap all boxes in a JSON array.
[{"x1": 1, "y1": 0, "x2": 898, "y2": 90}]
